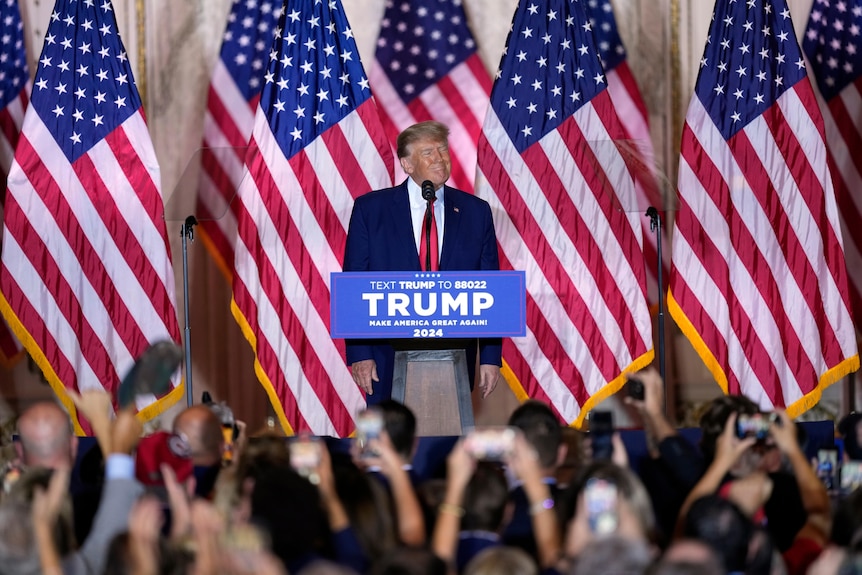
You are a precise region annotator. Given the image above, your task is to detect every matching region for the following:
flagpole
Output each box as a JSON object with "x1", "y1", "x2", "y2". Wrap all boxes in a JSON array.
[
  {"x1": 646, "y1": 207, "x2": 666, "y2": 383},
  {"x1": 181, "y1": 216, "x2": 198, "y2": 407}
]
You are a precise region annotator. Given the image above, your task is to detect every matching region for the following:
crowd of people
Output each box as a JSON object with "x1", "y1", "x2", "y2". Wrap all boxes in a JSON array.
[{"x1": 0, "y1": 367, "x2": 859, "y2": 575}]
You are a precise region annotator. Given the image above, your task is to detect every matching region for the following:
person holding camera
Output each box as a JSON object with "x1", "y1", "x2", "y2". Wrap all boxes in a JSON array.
[
  {"x1": 675, "y1": 408, "x2": 830, "y2": 574},
  {"x1": 502, "y1": 400, "x2": 567, "y2": 562},
  {"x1": 625, "y1": 369, "x2": 824, "y2": 567},
  {"x1": 432, "y1": 430, "x2": 560, "y2": 573},
  {"x1": 558, "y1": 460, "x2": 657, "y2": 562}
]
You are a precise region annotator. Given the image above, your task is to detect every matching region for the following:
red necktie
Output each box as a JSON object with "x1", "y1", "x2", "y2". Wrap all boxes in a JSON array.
[{"x1": 419, "y1": 200, "x2": 438, "y2": 272}]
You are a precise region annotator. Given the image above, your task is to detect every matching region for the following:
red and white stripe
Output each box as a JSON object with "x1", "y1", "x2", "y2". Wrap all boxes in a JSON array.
[
  {"x1": 197, "y1": 59, "x2": 258, "y2": 279},
  {"x1": 0, "y1": 109, "x2": 182, "y2": 430},
  {"x1": 231, "y1": 100, "x2": 394, "y2": 436},
  {"x1": 0, "y1": 85, "x2": 27, "y2": 173},
  {"x1": 669, "y1": 82, "x2": 858, "y2": 413},
  {"x1": 819, "y1": 76, "x2": 862, "y2": 331},
  {"x1": 369, "y1": 54, "x2": 491, "y2": 192},
  {"x1": 607, "y1": 63, "x2": 669, "y2": 304},
  {"x1": 476, "y1": 90, "x2": 654, "y2": 427},
  {"x1": 0, "y1": 83, "x2": 27, "y2": 363}
]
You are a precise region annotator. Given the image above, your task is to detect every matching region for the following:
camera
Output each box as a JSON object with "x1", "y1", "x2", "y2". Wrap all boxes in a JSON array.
[
  {"x1": 735, "y1": 412, "x2": 778, "y2": 441},
  {"x1": 463, "y1": 426, "x2": 517, "y2": 461},
  {"x1": 625, "y1": 377, "x2": 645, "y2": 401}
]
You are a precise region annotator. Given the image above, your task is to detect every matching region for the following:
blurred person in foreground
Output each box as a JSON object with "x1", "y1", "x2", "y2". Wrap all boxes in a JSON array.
[
  {"x1": 3, "y1": 389, "x2": 144, "y2": 575},
  {"x1": 675, "y1": 406, "x2": 828, "y2": 574},
  {"x1": 432, "y1": 429, "x2": 558, "y2": 573},
  {"x1": 503, "y1": 400, "x2": 567, "y2": 561},
  {"x1": 14, "y1": 402, "x2": 78, "y2": 471},
  {"x1": 556, "y1": 460, "x2": 657, "y2": 571},
  {"x1": 625, "y1": 368, "x2": 820, "y2": 564},
  {"x1": 172, "y1": 403, "x2": 241, "y2": 499},
  {"x1": 464, "y1": 546, "x2": 538, "y2": 575},
  {"x1": 351, "y1": 424, "x2": 426, "y2": 548},
  {"x1": 648, "y1": 538, "x2": 724, "y2": 575}
]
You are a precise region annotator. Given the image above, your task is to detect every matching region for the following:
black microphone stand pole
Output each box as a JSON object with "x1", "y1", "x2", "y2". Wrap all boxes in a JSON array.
[
  {"x1": 424, "y1": 204, "x2": 432, "y2": 271},
  {"x1": 180, "y1": 215, "x2": 198, "y2": 407},
  {"x1": 646, "y1": 207, "x2": 666, "y2": 383}
]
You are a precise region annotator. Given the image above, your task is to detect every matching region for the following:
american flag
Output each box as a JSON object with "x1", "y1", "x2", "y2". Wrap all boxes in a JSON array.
[
  {"x1": 584, "y1": 0, "x2": 668, "y2": 304},
  {"x1": 370, "y1": 0, "x2": 491, "y2": 193},
  {"x1": 231, "y1": 0, "x2": 394, "y2": 436},
  {"x1": 197, "y1": 0, "x2": 282, "y2": 279},
  {"x1": 0, "y1": 0, "x2": 28, "y2": 365},
  {"x1": 669, "y1": 0, "x2": 858, "y2": 413},
  {"x1": 476, "y1": 0, "x2": 655, "y2": 426},
  {"x1": 0, "y1": 0, "x2": 183, "y2": 432},
  {"x1": 804, "y1": 0, "x2": 862, "y2": 333},
  {"x1": 0, "y1": 0, "x2": 28, "y2": 175}
]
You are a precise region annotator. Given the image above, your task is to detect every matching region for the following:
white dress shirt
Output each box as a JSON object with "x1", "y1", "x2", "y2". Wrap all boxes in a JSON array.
[{"x1": 407, "y1": 177, "x2": 445, "y2": 259}]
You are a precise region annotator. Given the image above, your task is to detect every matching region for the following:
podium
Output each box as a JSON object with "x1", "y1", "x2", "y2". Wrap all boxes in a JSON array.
[
  {"x1": 391, "y1": 341, "x2": 473, "y2": 436},
  {"x1": 330, "y1": 271, "x2": 526, "y2": 436}
]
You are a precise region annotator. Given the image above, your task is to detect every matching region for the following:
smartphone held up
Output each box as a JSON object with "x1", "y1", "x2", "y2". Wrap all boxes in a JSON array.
[
  {"x1": 463, "y1": 426, "x2": 517, "y2": 461},
  {"x1": 289, "y1": 434, "x2": 322, "y2": 482},
  {"x1": 585, "y1": 477, "x2": 619, "y2": 536},
  {"x1": 355, "y1": 407, "x2": 384, "y2": 459},
  {"x1": 589, "y1": 411, "x2": 614, "y2": 461},
  {"x1": 735, "y1": 412, "x2": 779, "y2": 442}
]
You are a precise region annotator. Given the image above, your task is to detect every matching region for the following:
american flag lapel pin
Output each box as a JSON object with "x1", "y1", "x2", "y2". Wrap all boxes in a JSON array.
[{"x1": 454, "y1": 207, "x2": 460, "y2": 213}]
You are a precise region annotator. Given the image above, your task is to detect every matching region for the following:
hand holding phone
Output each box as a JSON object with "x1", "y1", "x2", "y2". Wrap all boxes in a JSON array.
[
  {"x1": 289, "y1": 435, "x2": 322, "y2": 480},
  {"x1": 735, "y1": 413, "x2": 778, "y2": 442},
  {"x1": 584, "y1": 477, "x2": 618, "y2": 535},
  {"x1": 589, "y1": 411, "x2": 614, "y2": 461},
  {"x1": 817, "y1": 448, "x2": 838, "y2": 492},
  {"x1": 841, "y1": 460, "x2": 862, "y2": 494},
  {"x1": 463, "y1": 426, "x2": 517, "y2": 461},
  {"x1": 355, "y1": 408, "x2": 384, "y2": 459}
]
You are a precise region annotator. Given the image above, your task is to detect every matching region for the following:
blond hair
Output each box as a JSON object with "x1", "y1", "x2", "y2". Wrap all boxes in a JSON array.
[{"x1": 396, "y1": 121, "x2": 450, "y2": 158}]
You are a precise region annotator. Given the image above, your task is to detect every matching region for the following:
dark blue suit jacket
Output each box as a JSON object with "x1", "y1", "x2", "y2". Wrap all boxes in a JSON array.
[{"x1": 343, "y1": 180, "x2": 503, "y2": 402}]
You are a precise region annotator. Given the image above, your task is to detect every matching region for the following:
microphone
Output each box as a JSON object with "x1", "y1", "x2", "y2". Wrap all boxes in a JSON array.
[
  {"x1": 421, "y1": 180, "x2": 435, "y2": 202},
  {"x1": 421, "y1": 180, "x2": 435, "y2": 271}
]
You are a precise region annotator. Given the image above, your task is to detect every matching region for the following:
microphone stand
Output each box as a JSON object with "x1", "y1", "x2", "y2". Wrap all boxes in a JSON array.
[
  {"x1": 424, "y1": 202, "x2": 433, "y2": 272},
  {"x1": 646, "y1": 206, "x2": 666, "y2": 383},
  {"x1": 180, "y1": 215, "x2": 198, "y2": 407},
  {"x1": 421, "y1": 180, "x2": 436, "y2": 273}
]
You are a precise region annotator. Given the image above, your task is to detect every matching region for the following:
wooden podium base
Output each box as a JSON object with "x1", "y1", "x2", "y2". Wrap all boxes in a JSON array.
[{"x1": 391, "y1": 348, "x2": 474, "y2": 437}]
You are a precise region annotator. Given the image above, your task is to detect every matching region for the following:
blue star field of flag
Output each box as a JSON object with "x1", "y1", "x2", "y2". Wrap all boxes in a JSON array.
[
  {"x1": 220, "y1": 0, "x2": 283, "y2": 101},
  {"x1": 260, "y1": 0, "x2": 370, "y2": 160},
  {"x1": 30, "y1": 0, "x2": 141, "y2": 163},
  {"x1": 584, "y1": 0, "x2": 626, "y2": 73},
  {"x1": 375, "y1": 0, "x2": 476, "y2": 103},
  {"x1": 0, "y1": 0, "x2": 28, "y2": 110},
  {"x1": 695, "y1": 0, "x2": 807, "y2": 140},
  {"x1": 803, "y1": 0, "x2": 862, "y2": 101},
  {"x1": 490, "y1": 0, "x2": 606, "y2": 154}
]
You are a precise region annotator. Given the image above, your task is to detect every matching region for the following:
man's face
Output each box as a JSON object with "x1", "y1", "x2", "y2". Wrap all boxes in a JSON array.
[{"x1": 400, "y1": 137, "x2": 451, "y2": 189}]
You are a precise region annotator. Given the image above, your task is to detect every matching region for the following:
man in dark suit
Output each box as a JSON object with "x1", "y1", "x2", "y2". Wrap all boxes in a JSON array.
[{"x1": 343, "y1": 121, "x2": 502, "y2": 403}]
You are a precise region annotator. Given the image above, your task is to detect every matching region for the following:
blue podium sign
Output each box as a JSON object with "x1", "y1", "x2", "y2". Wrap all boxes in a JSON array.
[{"x1": 330, "y1": 271, "x2": 526, "y2": 339}]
